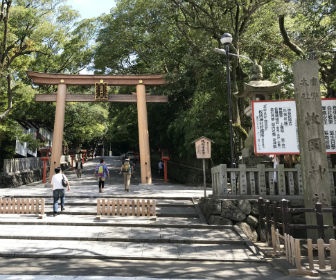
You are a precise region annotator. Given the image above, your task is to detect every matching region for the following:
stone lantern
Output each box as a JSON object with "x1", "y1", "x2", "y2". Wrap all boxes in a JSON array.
[{"x1": 241, "y1": 63, "x2": 283, "y2": 164}]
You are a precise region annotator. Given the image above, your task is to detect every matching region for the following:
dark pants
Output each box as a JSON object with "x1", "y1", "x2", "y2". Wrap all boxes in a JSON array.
[
  {"x1": 53, "y1": 189, "x2": 65, "y2": 213},
  {"x1": 99, "y1": 177, "x2": 105, "y2": 189}
]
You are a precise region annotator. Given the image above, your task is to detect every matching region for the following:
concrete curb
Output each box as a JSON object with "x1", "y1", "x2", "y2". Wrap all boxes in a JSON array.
[
  {"x1": 0, "y1": 221, "x2": 234, "y2": 229},
  {"x1": 0, "y1": 235, "x2": 246, "y2": 244},
  {"x1": 0, "y1": 253, "x2": 267, "y2": 263}
]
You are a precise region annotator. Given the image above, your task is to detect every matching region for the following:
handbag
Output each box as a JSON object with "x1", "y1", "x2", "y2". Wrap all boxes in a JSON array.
[{"x1": 62, "y1": 175, "x2": 67, "y2": 188}]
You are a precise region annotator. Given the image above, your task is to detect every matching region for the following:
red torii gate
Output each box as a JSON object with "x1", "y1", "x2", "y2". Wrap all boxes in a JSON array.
[{"x1": 27, "y1": 71, "x2": 167, "y2": 184}]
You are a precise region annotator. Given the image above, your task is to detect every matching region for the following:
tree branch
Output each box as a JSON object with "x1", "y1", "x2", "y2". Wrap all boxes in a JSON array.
[
  {"x1": 0, "y1": 73, "x2": 13, "y2": 120},
  {"x1": 279, "y1": 14, "x2": 305, "y2": 57}
]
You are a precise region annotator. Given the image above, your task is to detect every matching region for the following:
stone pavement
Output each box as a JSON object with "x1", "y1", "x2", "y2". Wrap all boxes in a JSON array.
[{"x1": 0, "y1": 156, "x2": 323, "y2": 279}]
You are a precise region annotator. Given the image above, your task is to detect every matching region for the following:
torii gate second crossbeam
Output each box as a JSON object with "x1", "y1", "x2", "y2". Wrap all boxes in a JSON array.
[{"x1": 27, "y1": 71, "x2": 167, "y2": 184}]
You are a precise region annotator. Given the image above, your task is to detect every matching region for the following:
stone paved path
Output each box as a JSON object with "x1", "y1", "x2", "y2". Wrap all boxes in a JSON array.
[{"x1": 0, "y1": 157, "x2": 291, "y2": 279}]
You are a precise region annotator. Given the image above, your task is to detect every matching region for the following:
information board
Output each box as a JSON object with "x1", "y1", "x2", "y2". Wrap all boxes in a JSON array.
[
  {"x1": 194, "y1": 136, "x2": 212, "y2": 159},
  {"x1": 322, "y1": 99, "x2": 336, "y2": 152},
  {"x1": 252, "y1": 99, "x2": 336, "y2": 154}
]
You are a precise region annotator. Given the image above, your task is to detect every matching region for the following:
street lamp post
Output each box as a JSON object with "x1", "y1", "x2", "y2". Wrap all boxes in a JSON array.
[{"x1": 220, "y1": 33, "x2": 236, "y2": 167}]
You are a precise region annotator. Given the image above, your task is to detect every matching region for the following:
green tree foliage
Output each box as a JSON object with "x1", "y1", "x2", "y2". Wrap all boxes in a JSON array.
[
  {"x1": 1, "y1": 0, "x2": 335, "y2": 167},
  {"x1": 0, "y1": 0, "x2": 100, "y2": 158},
  {"x1": 277, "y1": 0, "x2": 336, "y2": 96},
  {"x1": 94, "y1": 0, "x2": 335, "y2": 165},
  {"x1": 64, "y1": 103, "x2": 108, "y2": 150},
  {"x1": 94, "y1": 0, "x2": 277, "y2": 163}
]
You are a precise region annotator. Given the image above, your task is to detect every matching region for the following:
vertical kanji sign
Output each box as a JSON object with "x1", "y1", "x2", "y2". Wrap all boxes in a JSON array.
[
  {"x1": 193, "y1": 136, "x2": 213, "y2": 198},
  {"x1": 293, "y1": 60, "x2": 333, "y2": 239}
]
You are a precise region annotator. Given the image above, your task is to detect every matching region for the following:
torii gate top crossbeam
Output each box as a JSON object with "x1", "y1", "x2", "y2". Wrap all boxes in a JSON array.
[{"x1": 26, "y1": 71, "x2": 166, "y2": 86}]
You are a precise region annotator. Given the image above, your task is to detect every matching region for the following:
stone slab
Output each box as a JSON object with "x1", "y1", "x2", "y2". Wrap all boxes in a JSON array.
[
  {"x1": 0, "y1": 225, "x2": 241, "y2": 242},
  {"x1": 0, "y1": 239, "x2": 261, "y2": 261}
]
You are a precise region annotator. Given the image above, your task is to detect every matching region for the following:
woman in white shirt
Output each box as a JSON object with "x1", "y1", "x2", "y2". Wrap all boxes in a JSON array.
[{"x1": 51, "y1": 167, "x2": 70, "y2": 216}]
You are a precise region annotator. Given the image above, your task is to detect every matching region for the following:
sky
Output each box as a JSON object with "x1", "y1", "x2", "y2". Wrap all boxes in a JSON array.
[
  {"x1": 66, "y1": 0, "x2": 116, "y2": 19},
  {"x1": 65, "y1": 0, "x2": 117, "y2": 73}
]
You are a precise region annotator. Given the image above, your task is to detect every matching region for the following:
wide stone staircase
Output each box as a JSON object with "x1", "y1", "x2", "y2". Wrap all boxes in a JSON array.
[
  {"x1": 0, "y1": 195, "x2": 263, "y2": 262},
  {"x1": 0, "y1": 157, "x2": 283, "y2": 279}
]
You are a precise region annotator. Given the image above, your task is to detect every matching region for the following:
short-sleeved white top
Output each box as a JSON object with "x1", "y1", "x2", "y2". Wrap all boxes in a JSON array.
[{"x1": 51, "y1": 173, "x2": 68, "y2": 190}]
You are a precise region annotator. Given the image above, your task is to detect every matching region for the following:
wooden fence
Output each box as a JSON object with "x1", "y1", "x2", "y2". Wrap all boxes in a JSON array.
[
  {"x1": 258, "y1": 198, "x2": 336, "y2": 241},
  {"x1": 3, "y1": 158, "x2": 44, "y2": 174},
  {"x1": 259, "y1": 198, "x2": 336, "y2": 275},
  {"x1": 272, "y1": 227, "x2": 336, "y2": 275},
  {"x1": 0, "y1": 198, "x2": 45, "y2": 216},
  {"x1": 211, "y1": 164, "x2": 336, "y2": 198},
  {"x1": 97, "y1": 199, "x2": 156, "y2": 217}
]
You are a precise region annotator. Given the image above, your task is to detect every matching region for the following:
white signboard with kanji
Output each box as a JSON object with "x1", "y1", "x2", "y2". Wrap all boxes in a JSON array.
[
  {"x1": 252, "y1": 100, "x2": 299, "y2": 154},
  {"x1": 252, "y1": 99, "x2": 336, "y2": 155},
  {"x1": 322, "y1": 99, "x2": 336, "y2": 153}
]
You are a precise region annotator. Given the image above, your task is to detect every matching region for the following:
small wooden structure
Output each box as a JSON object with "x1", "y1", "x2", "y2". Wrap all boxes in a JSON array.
[
  {"x1": 97, "y1": 199, "x2": 156, "y2": 218},
  {"x1": 0, "y1": 198, "x2": 45, "y2": 218}
]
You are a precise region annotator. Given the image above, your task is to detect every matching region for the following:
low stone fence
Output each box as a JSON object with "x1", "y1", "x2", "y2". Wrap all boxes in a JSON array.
[
  {"x1": 3, "y1": 158, "x2": 43, "y2": 174},
  {"x1": 1, "y1": 155, "x2": 71, "y2": 188},
  {"x1": 211, "y1": 164, "x2": 336, "y2": 198},
  {"x1": 199, "y1": 198, "x2": 260, "y2": 242}
]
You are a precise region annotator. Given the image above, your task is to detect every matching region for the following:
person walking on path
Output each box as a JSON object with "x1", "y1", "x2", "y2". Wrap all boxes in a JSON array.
[
  {"x1": 51, "y1": 167, "x2": 70, "y2": 216},
  {"x1": 158, "y1": 160, "x2": 164, "y2": 177},
  {"x1": 75, "y1": 158, "x2": 83, "y2": 178},
  {"x1": 95, "y1": 158, "x2": 109, "y2": 193},
  {"x1": 120, "y1": 158, "x2": 133, "y2": 192}
]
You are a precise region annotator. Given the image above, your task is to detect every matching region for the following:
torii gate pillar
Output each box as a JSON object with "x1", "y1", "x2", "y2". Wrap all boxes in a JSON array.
[
  {"x1": 49, "y1": 82, "x2": 67, "y2": 181},
  {"x1": 27, "y1": 71, "x2": 167, "y2": 185},
  {"x1": 137, "y1": 82, "x2": 152, "y2": 184}
]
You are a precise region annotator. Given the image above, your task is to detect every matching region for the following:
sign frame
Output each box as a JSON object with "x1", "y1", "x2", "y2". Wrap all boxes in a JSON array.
[{"x1": 252, "y1": 98, "x2": 336, "y2": 155}]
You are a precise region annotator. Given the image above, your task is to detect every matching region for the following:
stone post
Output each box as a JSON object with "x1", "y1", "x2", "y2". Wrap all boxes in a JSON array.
[
  {"x1": 293, "y1": 60, "x2": 333, "y2": 238},
  {"x1": 136, "y1": 82, "x2": 152, "y2": 184},
  {"x1": 49, "y1": 82, "x2": 67, "y2": 182}
]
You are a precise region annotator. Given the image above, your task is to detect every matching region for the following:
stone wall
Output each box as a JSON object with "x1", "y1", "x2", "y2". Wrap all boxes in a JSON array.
[
  {"x1": 0, "y1": 161, "x2": 71, "y2": 189},
  {"x1": 0, "y1": 169, "x2": 43, "y2": 188},
  {"x1": 199, "y1": 198, "x2": 260, "y2": 242}
]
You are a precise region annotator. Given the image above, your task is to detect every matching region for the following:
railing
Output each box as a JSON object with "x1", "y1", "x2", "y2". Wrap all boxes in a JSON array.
[
  {"x1": 3, "y1": 158, "x2": 44, "y2": 174},
  {"x1": 97, "y1": 199, "x2": 156, "y2": 217},
  {"x1": 211, "y1": 164, "x2": 336, "y2": 198},
  {"x1": 272, "y1": 227, "x2": 336, "y2": 275},
  {"x1": 258, "y1": 198, "x2": 336, "y2": 241},
  {"x1": 259, "y1": 198, "x2": 336, "y2": 275},
  {"x1": 0, "y1": 198, "x2": 45, "y2": 216}
]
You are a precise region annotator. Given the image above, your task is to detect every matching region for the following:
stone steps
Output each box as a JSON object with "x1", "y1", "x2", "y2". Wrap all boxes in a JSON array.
[
  {"x1": 44, "y1": 206, "x2": 198, "y2": 218},
  {"x1": 0, "y1": 215, "x2": 205, "y2": 226},
  {"x1": 0, "y1": 239, "x2": 262, "y2": 262},
  {"x1": 0, "y1": 224, "x2": 243, "y2": 244},
  {"x1": 0, "y1": 158, "x2": 264, "y2": 265}
]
